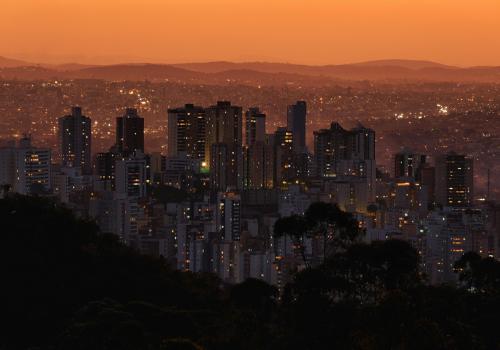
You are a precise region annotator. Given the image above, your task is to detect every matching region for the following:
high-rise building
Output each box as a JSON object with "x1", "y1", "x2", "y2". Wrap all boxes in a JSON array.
[
  {"x1": 245, "y1": 107, "x2": 266, "y2": 147},
  {"x1": 167, "y1": 104, "x2": 206, "y2": 160},
  {"x1": 205, "y1": 101, "x2": 243, "y2": 190},
  {"x1": 94, "y1": 150, "x2": 118, "y2": 190},
  {"x1": 314, "y1": 122, "x2": 375, "y2": 176},
  {"x1": 205, "y1": 101, "x2": 243, "y2": 156},
  {"x1": 210, "y1": 143, "x2": 228, "y2": 192},
  {"x1": 216, "y1": 191, "x2": 242, "y2": 241},
  {"x1": 394, "y1": 150, "x2": 427, "y2": 180},
  {"x1": 116, "y1": 108, "x2": 144, "y2": 155},
  {"x1": 115, "y1": 152, "x2": 148, "y2": 198},
  {"x1": 0, "y1": 136, "x2": 51, "y2": 195},
  {"x1": 59, "y1": 106, "x2": 92, "y2": 174},
  {"x1": 287, "y1": 101, "x2": 307, "y2": 154},
  {"x1": 314, "y1": 122, "x2": 376, "y2": 202},
  {"x1": 420, "y1": 164, "x2": 436, "y2": 204},
  {"x1": 244, "y1": 141, "x2": 275, "y2": 190},
  {"x1": 273, "y1": 127, "x2": 295, "y2": 186},
  {"x1": 435, "y1": 153, "x2": 473, "y2": 207},
  {"x1": 244, "y1": 107, "x2": 274, "y2": 189}
]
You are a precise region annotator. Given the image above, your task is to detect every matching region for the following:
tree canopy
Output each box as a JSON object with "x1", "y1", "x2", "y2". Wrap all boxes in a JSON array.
[{"x1": 1, "y1": 195, "x2": 500, "y2": 350}]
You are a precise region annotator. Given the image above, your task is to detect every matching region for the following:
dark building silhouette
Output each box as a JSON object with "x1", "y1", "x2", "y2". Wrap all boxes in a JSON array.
[
  {"x1": 420, "y1": 164, "x2": 436, "y2": 204},
  {"x1": 435, "y1": 153, "x2": 473, "y2": 207},
  {"x1": 94, "y1": 150, "x2": 118, "y2": 190},
  {"x1": 314, "y1": 122, "x2": 376, "y2": 201},
  {"x1": 287, "y1": 101, "x2": 307, "y2": 154},
  {"x1": 59, "y1": 106, "x2": 92, "y2": 175},
  {"x1": 205, "y1": 101, "x2": 243, "y2": 190},
  {"x1": 116, "y1": 108, "x2": 144, "y2": 155},
  {"x1": 245, "y1": 107, "x2": 266, "y2": 147},
  {"x1": 167, "y1": 104, "x2": 206, "y2": 160},
  {"x1": 273, "y1": 127, "x2": 295, "y2": 186},
  {"x1": 394, "y1": 150, "x2": 427, "y2": 180}
]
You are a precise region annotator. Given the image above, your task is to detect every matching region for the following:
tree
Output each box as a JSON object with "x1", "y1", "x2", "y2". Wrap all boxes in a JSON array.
[
  {"x1": 274, "y1": 214, "x2": 310, "y2": 267},
  {"x1": 0, "y1": 195, "x2": 224, "y2": 349},
  {"x1": 230, "y1": 278, "x2": 278, "y2": 317},
  {"x1": 305, "y1": 202, "x2": 363, "y2": 259},
  {"x1": 454, "y1": 252, "x2": 500, "y2": 295},
  {"x1": 160, "y1": 339, "x2": 204, "y2": 350}
]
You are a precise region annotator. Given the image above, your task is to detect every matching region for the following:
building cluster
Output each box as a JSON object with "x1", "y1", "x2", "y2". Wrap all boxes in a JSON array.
[{"x1": 1, "y1": 101, "x2": 499, "y2": 287}]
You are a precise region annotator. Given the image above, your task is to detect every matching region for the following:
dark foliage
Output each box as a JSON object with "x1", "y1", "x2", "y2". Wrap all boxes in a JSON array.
[{"x1": 1, "y1": 195, "x2": 500, "y2": 350}]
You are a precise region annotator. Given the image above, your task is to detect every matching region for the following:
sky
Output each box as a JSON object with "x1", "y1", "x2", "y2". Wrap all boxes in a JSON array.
[{"x1": 1, "y1": 0, "x2": 499, "y2": 66}]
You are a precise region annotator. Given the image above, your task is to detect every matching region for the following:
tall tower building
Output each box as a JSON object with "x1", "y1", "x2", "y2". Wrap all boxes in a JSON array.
[
  {"x1": 245, "y1": 107, "x2": 266, "y2": 147},
  {"x1": 273, "y1": 127, "x2": 295, "y2": 186},
  {"x1": 59, "y1": 106, "x2": 92, "y2": 174},
  {"x1": 205, "y1": 101, "x2": 243, "y2": 158},
  {"x1": 216, "y1": 191, "x2": 242, "y2": 241},
  {"x1": 394, "y1": 150, "x2": 427, "y2": 180},
  {"x1": 435, "y1": 153, "x2": 473, "y2": 207},
  {"x1": 205, "y1": 101, "x2": 243, "y2": 190},
  {"x1": 116, "y1": 108, "x2": 144, "y2": 155},
  {"x1": 244, "y1": 107, "x2": 272, "y2": 189},
  {"x1": 210, "y1": 143, "x2": 228, "y2": 192},
  {"x1": 314, "y1": 122, "x2": 376, "y2": 203},
  {"x1": 287, "y1": 101, "x2": 307, "y2": 154},
  {"x1": 167, "y1": 104, "x2": 206, "y2": 160},
  {"x1": 115, "y1": 152, "x2": 148, "y2": 198},
  {"x1": 244, "y1": 140, "x2": 275, "y2": 190}
]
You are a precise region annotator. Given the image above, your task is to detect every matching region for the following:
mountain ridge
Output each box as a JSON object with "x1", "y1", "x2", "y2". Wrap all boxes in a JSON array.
[{"x1": 1, "y1": 56, "x2": 500, "y2": 83}]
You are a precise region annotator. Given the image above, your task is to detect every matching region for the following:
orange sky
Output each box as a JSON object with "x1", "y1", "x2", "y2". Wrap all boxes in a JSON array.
[{"x1": 1, "y1": 0, "x2": 499, "y2": 66}]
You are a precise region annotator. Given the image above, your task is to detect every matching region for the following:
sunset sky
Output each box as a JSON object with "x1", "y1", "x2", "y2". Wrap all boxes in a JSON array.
[{"x1": 1, "y1": 0, "x2": 499, "y2": 66}]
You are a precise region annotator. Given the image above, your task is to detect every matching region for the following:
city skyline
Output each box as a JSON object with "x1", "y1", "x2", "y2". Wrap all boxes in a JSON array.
[
  {"x1": 1, "y1": 0, "x2": 500, "y2": 66},
  {"x1": 2, "y1": 2, "x2": 500, "y2": 349}
]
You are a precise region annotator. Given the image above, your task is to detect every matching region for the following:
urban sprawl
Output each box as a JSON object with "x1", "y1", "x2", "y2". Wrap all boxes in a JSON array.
[{"x1": 0, "y1": 101, "x2": 494, "y2": 289}]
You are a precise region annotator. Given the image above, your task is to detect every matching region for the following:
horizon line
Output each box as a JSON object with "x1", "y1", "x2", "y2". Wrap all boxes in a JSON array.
[{"x1": 2, "y1": 54, "x2": 492, "y2": 69}]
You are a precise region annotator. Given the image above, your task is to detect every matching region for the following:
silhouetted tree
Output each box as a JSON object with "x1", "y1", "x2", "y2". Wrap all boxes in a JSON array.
[
  {"x1": 454, "y1": 251, "x2": 500, "y2": 295},
  {"x1": 274, "y1": 214, "x2": 310, "y2": 267},
  {"x1": 305, "y1": 202, "x2": 363, "y2": 259}
]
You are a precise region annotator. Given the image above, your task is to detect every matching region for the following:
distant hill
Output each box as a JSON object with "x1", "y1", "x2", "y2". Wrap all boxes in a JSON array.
[
  {"x1": 47, "y1": 63, "x2": 99, "y2": 71},
  {"x1": 348, "y1": 59, "x2": 455, "y2": 70},
  {"x1": 174, "y1": 59, "x2": 455, "y2": 75},
  {"x1": 0, "y1": 66, "x2": 62, "y2": 80},
  {"x1": 1, "y1": 56, "x2": 500, "y2": 83},
  {"x1": 176, "y1": 61, "x2": 500, "y2": 83},
  {"x1": 0, "y1": 56, "x2": 32, "y2": 68},
  {"x1": 66, "y1": 63, "x2": 203, "y2": 81}
]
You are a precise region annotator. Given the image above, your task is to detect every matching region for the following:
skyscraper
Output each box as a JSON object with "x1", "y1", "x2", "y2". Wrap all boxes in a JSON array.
[
  {"x1": 210, "y1": 143, "x2": 228, "y2": 191},
  {"x1": 287, "y1": 101, "x2": 307, "y2": 154},
  {"x1": 205, "y1": 101, "x2": 243, "y2": 158},
  {"x1": 314, "y1": 122, "x2": 376, "y2": 202},
  {"x1": 244, "y1": 140, "x2": 275, "y2": 190},
  {"x1": 115, "y1": 152, "x2": 148, "y2": 198},
  {"x1": 245, "y1": 107, "x2": 266, "y2": 147},
  {"x1": 216, "y1": 191, "x2": 242, "y2": 242},
  {"x1": 205, "y1": 101, "x2": 243, "y2": 190},
  {"x1": 167, "y1": 104, "x2": 206, "y2": 160},
  {"x1": 244, "y1": 107, "x2": 272, "y2": 189},
  {"x1": 394, "y1": 150, "x2": 427, "y2": 180},
  {"x1": 94, "y1": 150, "x2": 118, "y2": 190},
  {"x1": 435, "y1": 153, "x2": 473, "y2": 207},
  {"x1": 116, "y1": 108, "x2": 144, "y2": 155},
  {"x1": 59, "y1": 106, "x2": 92, "y2": 174},
  {"x1": 273, "y1": 127, "x2": 295, "y2": 186}
]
